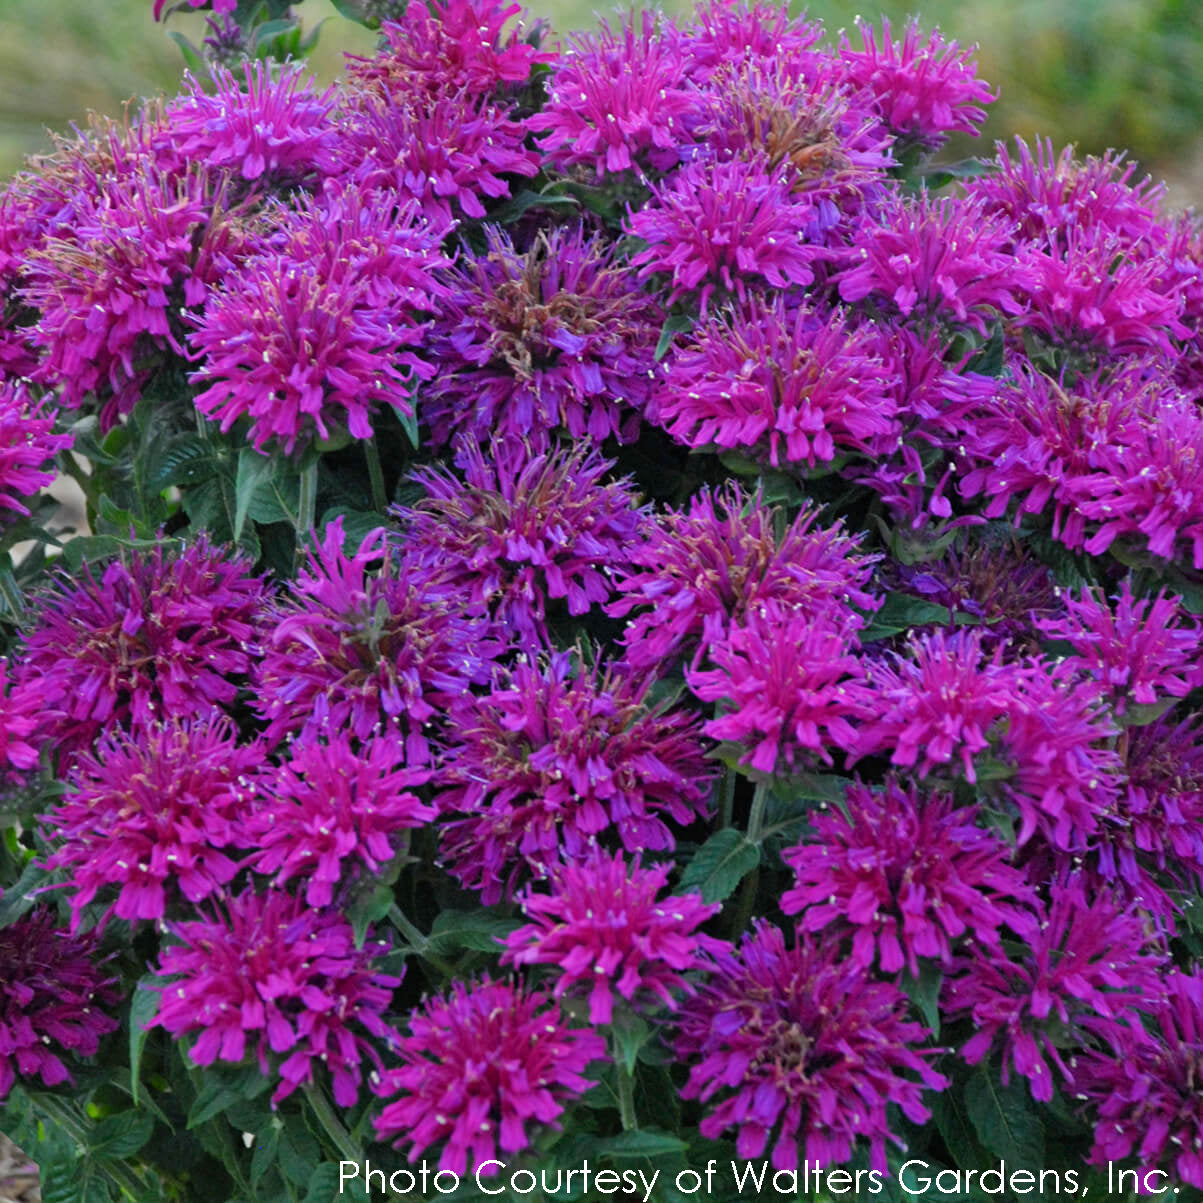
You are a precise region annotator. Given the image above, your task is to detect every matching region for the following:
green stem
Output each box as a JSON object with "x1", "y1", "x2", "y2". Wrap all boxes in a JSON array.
[
  {"x1": 364, "y1": 436, "x2": 388, "y2": 513},
  {"x1": 304, "y1": 1083, "x2": 362, "y2": 1166},
  {"x1": 612, "y1": 1041, "x2": 638, "y2": 1131},
  {"x1": 746, "y1": 779, "x2": 770, "y2": 845},
  {"x1": 387, "y1": 904, "x2": 456, "y2": 979},
  {"x1": 296, "y1": 458, "x2": 318, "y2": 543}
]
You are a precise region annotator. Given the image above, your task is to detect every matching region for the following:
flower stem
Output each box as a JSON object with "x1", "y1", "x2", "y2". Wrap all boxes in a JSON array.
[
  {"x1": 612, "y1": 1042, "x2": 638, "y2": 1131},
  {"x1": 364, "y1": 435, "x2": 388, "y2": 513},
  {"x1": 746, "y1": 779, "x2": 770, "y2": 845},
  {"x1": 718, "y1": 765, "x2": 737, "y2": 830},
  {"x1": 305, "y1": 1082, "x2": 362, "y2": 1166},
  {"x1": 388, "y1": 904, "x2": 457, "y2": 979},
  {"x1": 296, "y1": 458, "x2": 318, "y2": 543}
]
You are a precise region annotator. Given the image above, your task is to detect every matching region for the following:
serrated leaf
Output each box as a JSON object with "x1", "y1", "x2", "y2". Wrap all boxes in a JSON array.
[
  {"x1": 932, "y1": 1089, "x2": 992, "y2": 1173},
  {"x1": 89, "y1": 1110, "x2": 153, "y2": 1159},
  {"x1": 900, "y1": 962, "x2": 943, "y2": 1036},
  {"x1": 129, "y1": 980, "x2": 159, "y2": 1107},
  {"x1": 597, "y1": 1128, "x2": 688, "y2": 1160},
  {"x1": 678, "y1": 829, "x2": 760, "y2": 903},
  {"x1": 149, "y1": 436, "x2": 218, "y2": 491},
  {"x1": 426, "y1": 909, "x2": 521, "y2": 957},
  {"x1": 964, "y1": 1066, "x2": 1044, "y2": 1167}
]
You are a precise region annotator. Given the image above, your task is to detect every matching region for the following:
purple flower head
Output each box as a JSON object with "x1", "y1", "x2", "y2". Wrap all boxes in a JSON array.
[
  {"x1": 253, "y1": 519, "x2": 495, "y2": 759},
  {"x1": 373, "y1": 975, "x2": 607, "y2": 1175},
  {"x1": 694, "y1": 65, "x2": 893, "y2": 243},
  {"x1": 501, "y1": 848, "x2": 722, "y2": 1023},
  {"x1": 1076, "y1": 971, "x2": 1203, "y2": 1189},
  {"x1": 424, "y1": 225, "x2": 663, "y2": 453},
  {"x1": 346, "y1": 0, "x2": 547, "y2": 101},
  {"x1": 836, "y1": 191, "x2": 1034, "y2": 335},
  {"x1": 782, "y1": 778, "x2": 1036, "y2": 975},
  {"x1": 436, "y1": 649, "x2": 714, "y2": 904},
  {"x1": 0, "y1": 910, "x2": 120, "y2": 1101},
  {"x1": 656, "y1": 296, "x2": 898, "y2": 467},
  {"x1": 628, "y1": 154, "x2": 827, "y2": 315},
  {"x1": 946, "y1": 885, "x2": 1166, "y2": 1102},
  {"x1": 838, "y1": 18, "x2": 995, "y2": 152},
  {"x1": 1016, "y1": 225, "x2": 1188, "y2": 357},
  {"x1": 157, "y1": 62, "x2": 341, "y2": 188},
  {"x1": 0, "y1": 658, "x2": 47, "y2": 778},
  {"x1": 680, "y1": 0, "x2": 823, "y2": 83},
  {"x1": 0, "y1": 380, "x2": 72, "y2": 521},
  {"x1": 1034, "y1": 580, "x2": 1203, "y2": 715},
  {"x1": 152, "y1": 889, "x2": 402, "y2": 1107},
  {"x1": 398, "y1": 438, "x2": 644, "y2": 651},
  {"x1": 245, "y1": 732, "x2": 433, "y2": 908},
  {"x1": 190, "y1": 185, "x2": 451, "y2": 454},
  {"x1": 16, "y1": 536, "x2": 266, "y2": 759},
  {"x1": 609, "y1": 482, "x2": 877, "y2": 671},
  {"x1": 957, "y1": 355, "x2": 1168, "y2": 552},
  {"x1": 997, "y1": 658, "x2": 1124, "y2": 849},
  {"x1": 856, "y1": 629, "x2": 1024, "y2": 783},
  {"x1": 676, "y1": 922, "x2": 947, "y2": 1173},
  {"x1": 528, "y1": 11, "x2": 701, "y2": 177},
  {"x1": 42, "y1": 715, "x2": 261, "y2": 932},
  {"x1": 23, "y1": 161, "x2": 249, "y2": 427},
  {"x1": 967, "y1": 137, "x2": 1168, "y2": 251},
  {"x1": 342, "y1": 88, "x2": 539, "y2": 226},
  {"x1": 688, "y1": 602, "x2": 874, "y2": 776}
]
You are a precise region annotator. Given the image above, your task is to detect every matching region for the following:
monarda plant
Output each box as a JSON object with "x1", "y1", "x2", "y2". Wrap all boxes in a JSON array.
[{"x1": 2, "y1": 1, "x2": 1203, "y2": 1201}]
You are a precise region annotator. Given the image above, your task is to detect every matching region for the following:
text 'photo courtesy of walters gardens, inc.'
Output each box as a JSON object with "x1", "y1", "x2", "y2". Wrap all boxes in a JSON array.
[{"x1": 336, "y1": 1159, "x2": 1190, "y2": 1200}]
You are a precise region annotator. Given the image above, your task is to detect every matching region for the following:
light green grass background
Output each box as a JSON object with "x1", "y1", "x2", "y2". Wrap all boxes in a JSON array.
[{"x1": 2, "y1": 0, "x2": 1202, "y2": 204}]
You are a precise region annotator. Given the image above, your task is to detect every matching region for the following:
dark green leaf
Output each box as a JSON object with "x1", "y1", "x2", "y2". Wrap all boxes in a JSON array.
[
  {"x1": 129, "y1": 980, "x2": 159, "y2": 1108},
  {"x1": 391, "y1": 402, "x2": 421, "y2": 451},
  {"x1": 149, "y1": 436, "x2": 218, "y2": 491},
  {"x1": 932, "y1": 1088, "x2": 992, "y2": 1173},
  {"x1": 861, "y1": 593, "x2": 953, "y2": 641},
  {"x1": 427, "y1": 909, "x2": 521, "y2": 957},
  {"x1": 654, "y1": 314, "x2": 695, "y2": 362},
  {"x1": 1121, "y1": 698, "x2": 1177, "y2": 727},
  {"x1": 596, "y1": 1128, "x2": 688, "y2": 1160},
  {"x1": 89, "y1": 1110, "x2": 153, "y2": 1160},
  {"x1": 900, "y1": 962, "x2": 943, "y2": 1036},
  {"x1": 347, "y1": 881, "x2": 394, "y2": 949},
  {"x1": 278, "y1": 1121, "x2": 320, "y2": 1186},
  {"x1": 678, "y1": 829, "x2": 760, "y2": 903},
  {"x1": 964, "y1": 1065, "x2": 1044, "y2": 1166},
  {"x1": 610, "y1": 1010, "x2": 650, "y2": 1076}
]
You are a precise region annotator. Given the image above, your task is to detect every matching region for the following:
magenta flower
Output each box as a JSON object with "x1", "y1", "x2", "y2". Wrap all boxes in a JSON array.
[
  {"x1": 855, "y1": 630, "x2": 1023, "y2": 783},
  {"x1": 688, "y1": 602, "x2": 874, "y2": 776},
  {"x1": 245, "y1": 732, "x2": 433, "y2": 908},
  {"x1": 158, "y1": 62, "x2": 341, "y2": 186},
  {"x1": 528, "y1": 11, "x2": 700, "y2": 176},
  {"x1": 0, "y1": 381, "x2": 71, "y2": 521},
  {"x1": 676, "y1": 922, "x2": 947, "y2": 1173},
  {"x1": 342, "y1": 89, "x2": 539, "y2": 226},
  {"x1": 628, "y1": 154, "x2": 827, "y2": 315},
  {"x1": 398, "y1": 439, "x2": 644, "y2": 651},
  {"x1": 945, "y1": 885, "x2": 1166, "y2": 1102},
  {"x1": 436, "y1": 649, "x2": 713, "y2": 903},
  {"x1": 1076, "y1": 971, "x2": 1203, "y2": 1189},
  {"x1": 0, "y1": 658, "x2": 47, "y2": 777},
  {"x1": 16, "y1": 536, "x2": 266, "y2": 759},
  {"x1": 373, "y1": 976, "x2": 607, "y2": 1175},
  {"x1": 967, "y1": 137, "x2": 1167, "y2": 250},
  {"x1": 190, "y1": 186, "x2": 450, "y2": 454},
  {"x1": 23, "y1": 159, "x2": 247, "y2": 426},
  {"x1": 656, "y1": 296, "x2": 897, "y2": 467},
  {"x1": 253, "y1": 519, "x2": 494, "y2": 759},
  {"x1": 0, "y1": 910, "x2": 120, "y2": 1101},
  {"x1": 1015, "y1": 225, "x2": 1188, "y2": 356},
  {"x1": 609, "y1": 482, "x2": 877, "y2": 671},
  {"x1": 346, "y1": 0, "x2": 547, "y2": 101},
  {"x1": 501, "y1": 849, "x2": 722, "y2": 1023},
  {"x1": 838, "y1": 18, "x2": 995, "y2": 151},
  {"x1": 1034, "y1": 580, "x2": 1203, "y2": 714},
  {"x1": 680, "y1": 0, "x2": 823, "y2": 83},
  {"x1": 782, "y1": 778, "x2": 1036, "y2": 975},
  {"x1": 836, "y1": 191, "x2": 1034, "y2": 335},
  {"x1": 151, "y1": 889, "x2": 402, "y2": 1107},
  {"x1": 42, "y1": 716, "x2": 261, "y2": 932},
  {"x1": 424, "y1": 225, "x2": 663, "y2": 454}
]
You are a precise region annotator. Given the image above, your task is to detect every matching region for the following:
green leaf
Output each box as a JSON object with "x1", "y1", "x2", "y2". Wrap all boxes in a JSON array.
[
  {"x1": 346, "y1": 880, "x2": 395, "y2": 950},
  {"x1": 610, "y1": 1010, "x2": 650, "y2": 1076},
  {"x1": 490, "y1": 187, "x2": 581, "y2": 224},
  {"x1": 426, "y1": 909, "x2": 521, "y2": 957},
  {"x1": 596, "y1": 1128, "x2": 688, "y2": 1160},
  {"x1": 186, "y1": 1067, "x2": 271, "y2": 1128},
  {"x1": 278, "y1": 1121, "x2": 320, "y2": 1187},
  {"x1": 167, "y1": 31, "x2": 206, "y2": 73},
  {"x1": 899, "y1": 962, "x2": 943, "y2": 1036},
  {"x1": 235, "y1": 447, "x2": 301, "y2": 537},
  {"x1": 0, "y1": 851, "x2": 50, "y2": 927},
  {"x1": 391, "y1": 402, "x2": 421, "y2": 450},
  {"x1": 149, "y1": 435, "x2": 218, "y2": 491},
  {"x1": 1121, "y1": 697, "x2": 1178, "y2": 727},
  {"x1": 128, "y1": 980, "x2": 159, "y2": 1108},
  {"x1": 678, "y1": 829, "x2": 760, "y2": 903},
  {"x1": 89, "y1": 1110, "x2": 154, "y2": 1160},
  {"x1": 654, "y1": 314, "x2": 695, "y2": 362},
  {"x1": 250, "y1": 1120, "x2": 282, "y2": 1187},
  {"x1": 61, "y1": 533, "x2": 168, "y2": 573},
  {"x1": 932, "y1": 1088, "x2": 992, "y2": 1173},
  {"x1": 861, "y1": 593, "x2": 953, "y2": 641},
  {"x1": 964, "y1": 1066, "x2": 1044, "y2": 1166}
]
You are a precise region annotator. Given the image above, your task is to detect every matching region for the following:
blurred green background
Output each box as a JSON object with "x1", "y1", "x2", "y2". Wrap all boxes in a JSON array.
[{"x1": 1, "y1": 0, "x2": 1202, "y2": 205}]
